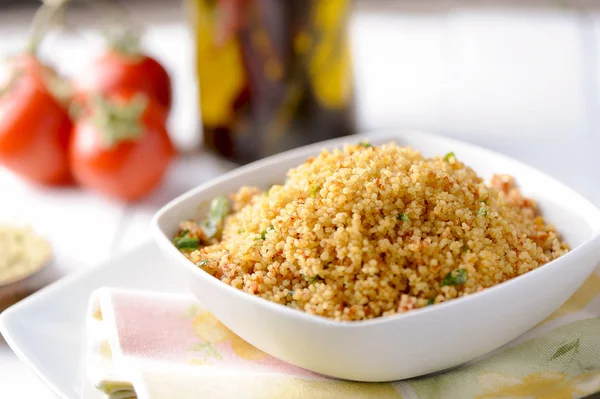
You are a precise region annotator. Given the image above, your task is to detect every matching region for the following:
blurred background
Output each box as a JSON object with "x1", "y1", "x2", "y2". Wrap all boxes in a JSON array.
[
  {"x1": 0, "y1": 0, "x2": 596, "y2": 196},
  {"x1": 0, "y1": 0, "x2": 598, "y2": 196},
  {"x1": 0, "y1": 0, "x2": 599, "y2": 396}
]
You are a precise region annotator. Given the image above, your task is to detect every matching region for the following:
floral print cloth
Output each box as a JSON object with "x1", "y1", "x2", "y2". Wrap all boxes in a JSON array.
[{"x1": 86, "y1": 270, "x2": 600, "y2": 399}]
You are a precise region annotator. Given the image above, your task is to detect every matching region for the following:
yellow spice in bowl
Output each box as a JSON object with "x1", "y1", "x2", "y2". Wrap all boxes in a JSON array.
[
  {"x1": 176, "y1": 142, "x2": 568, "y2": 321},
  {"x1": 0, "y1": 226, "x2": 52, "y2": 286}
]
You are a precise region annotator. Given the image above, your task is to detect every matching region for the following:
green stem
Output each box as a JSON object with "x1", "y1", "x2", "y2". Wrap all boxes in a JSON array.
[
  {"x1": 27, "y1": 0, "x2": 69, "y2": 55},
  {"x1": 91, "y1": 93, "x2": 149, "y2": 148},
  {"x1": 82, "y1": 0, "x2": 143, "y2": 55}
]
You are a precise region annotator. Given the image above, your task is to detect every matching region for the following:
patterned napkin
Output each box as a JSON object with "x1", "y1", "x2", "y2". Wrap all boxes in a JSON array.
[{"x1": 86, "y1": 269, "x2": 600, "y2": 399}]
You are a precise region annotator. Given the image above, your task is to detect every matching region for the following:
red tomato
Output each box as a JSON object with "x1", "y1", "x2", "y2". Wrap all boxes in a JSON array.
[
  {"x1": 0, "y1": 55, "x2": 72, "y2": 185},
  {"x1": 73, "y1": 51, "x2": 172, "y2": 112},
  {"x1": 69, "y1": 90, "x2": 175, "y2": 201}
]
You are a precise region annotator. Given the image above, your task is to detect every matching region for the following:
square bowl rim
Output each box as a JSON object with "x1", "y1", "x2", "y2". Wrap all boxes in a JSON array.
[{"x1": 151, "y1": 130, "x2": 600, "y2": 328}]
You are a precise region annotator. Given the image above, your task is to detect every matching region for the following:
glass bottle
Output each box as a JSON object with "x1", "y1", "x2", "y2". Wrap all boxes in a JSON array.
[{"x1": 190, "y1": 0, "x2": 355, "y2": 164}]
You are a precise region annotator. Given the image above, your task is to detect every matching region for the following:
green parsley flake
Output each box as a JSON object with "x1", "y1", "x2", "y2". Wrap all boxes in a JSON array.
[
  {"x1": 201, "y1": 196, "x2": 231, "y2": 239},
  {"x1": 426, "y1": 298, "x2": 435, "y2": 306},
  {"x1": 310, "y1": 185, "x2": 320, "y2": 198},
  {"x1": 441, "y1": 269, "x2": 467, "y2": 286},
  {"x1": 478, "y1": 206, "x2": 488, "y2": 217},
  {"x1": 358, "y1": 141, "x2": 372, "y2": 148},
  {"x1": 309, "y1": 275, "x2": 323, "y2": 285},
  {"x1": 397, "y1": 213, "x2": 410, "y2": 222},
  {"x1": 174, "y1": 236, "x2": 199, "y2": 250},
  {"x1": 443, "y1": 152, "x2": 455, "y2": 162},
  {"x1": 461, "y1": 245, "x2": 468, "y2": 252},
  {"x1": 258, "y1": 225, "x2": 275, "y2": 240},
  {"x1": 197, "y1": 260, "x2": 209, "y2": 267}
]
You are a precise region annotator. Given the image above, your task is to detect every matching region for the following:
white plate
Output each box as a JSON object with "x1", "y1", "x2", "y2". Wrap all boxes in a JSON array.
[
  {"x1": 153, "y1": 130, "x2": 600, "y2": 381},
  {"x1": 3, "y1": 131, "x2": 600, "y2": 393},
  {"x1": 0, "y1": 242, "x2": 184, "y2": 398}
]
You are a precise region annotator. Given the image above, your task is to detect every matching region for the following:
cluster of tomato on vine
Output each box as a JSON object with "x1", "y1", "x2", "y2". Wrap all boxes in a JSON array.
[{"x1": 0, "y1": 0, "x2": 175, "y2": 201}]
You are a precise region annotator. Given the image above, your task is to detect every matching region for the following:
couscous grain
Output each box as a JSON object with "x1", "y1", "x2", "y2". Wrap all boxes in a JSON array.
[{"x1": 174, "y1": 142, "x2": 569, "y2": 321}]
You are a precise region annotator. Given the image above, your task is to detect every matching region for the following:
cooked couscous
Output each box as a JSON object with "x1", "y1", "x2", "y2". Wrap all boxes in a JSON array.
[{"x1": 174, "y1": 142, "x2": 568, "y2": 321}]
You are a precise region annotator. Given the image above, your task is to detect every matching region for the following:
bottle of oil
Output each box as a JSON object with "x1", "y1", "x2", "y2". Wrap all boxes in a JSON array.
[{"x1": 190, "y1": 0, "x2": 355, "y2": 164}]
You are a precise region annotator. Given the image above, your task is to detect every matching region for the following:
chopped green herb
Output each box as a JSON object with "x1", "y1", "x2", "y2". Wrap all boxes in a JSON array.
[
  {"x1": 441, "y1": 269, "x2": 467, "y2": 286},
  {"x1": 174, "y1": 236, "x2": 199, "y2": 250},
  {"x1": 237, "y1": 228, "x2": 245, "y2": 234},
  {"x1": 201, "y1": 196, "x2": 231, "y2": 239},
  {"x1": 309, "y1": 275, "x2": 323, "y2": 284},
  {"x1": 196, "y1": 260, "x2": 209, "y2": 267},
  {"x1": 426, "y1": 298, "x2": 435, "y2": 306},
  {"x1": 461, "y1": 245, "x2": 469, "y2": 252},
  {"x1": 258, "y1": 225, "x2": 275, "y2": 240},
  {"x1": 209, "y1": 196, "x2": 230, "y2": 222},
  {"x1": 397, "y1": 213, "x2": 410, "y2": 222},
  {"x1": 174, "y1": 229, "x2": 198, "y2": 250},
  {"x1": 478, "y1": 206, "x2": 488, "y2": 217},
  {"x1": 358, "y1": 141, "x2": 372, "y2": 148},
  {"x1": 443, "y1": 152, "x2": 455, "y2": 162},
  {"x1": 202, "y1": 224, "x2": 217, "y2": 239},
  {"x1": 310, "y1": 185, "x2": 320, "y2": 198}
]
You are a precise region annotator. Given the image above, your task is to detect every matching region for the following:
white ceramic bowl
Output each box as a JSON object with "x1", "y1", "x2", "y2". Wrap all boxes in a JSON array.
[{"x1": 152, "y1": 131, "x2": 600, "y2": 382}]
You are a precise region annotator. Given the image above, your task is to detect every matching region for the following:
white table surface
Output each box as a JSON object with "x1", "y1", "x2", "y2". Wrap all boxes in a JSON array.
[{"x1": 1, "y1": 3, "x2": 600, "y2": 397}]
